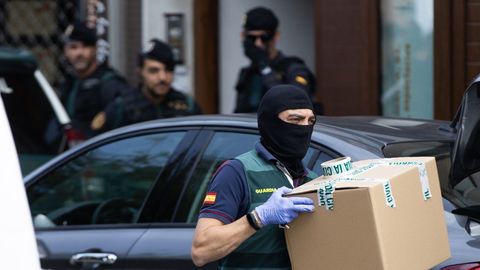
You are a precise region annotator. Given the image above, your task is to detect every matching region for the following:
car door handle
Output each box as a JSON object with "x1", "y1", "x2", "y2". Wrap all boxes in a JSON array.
[{"x1": 70, "y1": 252, "x2": 117, "y2": 266}]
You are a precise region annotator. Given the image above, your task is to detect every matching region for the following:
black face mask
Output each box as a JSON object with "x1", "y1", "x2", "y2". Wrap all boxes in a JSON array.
[
  {"x1": 260, "y1": 116, "x2": 313, "y2": 161},
  {"x1": 258, "y1": 85, "x2": 315, "y2": 177}
]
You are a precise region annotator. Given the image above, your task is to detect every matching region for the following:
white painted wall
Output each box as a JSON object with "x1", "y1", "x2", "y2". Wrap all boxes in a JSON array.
[
  {"x1": 142, "y1": 0, "x2": 194, "y2": 95},
  {"x1": 108, "y1": 0, "x2": 127, "y2": 76},
  {"x1": 219, "y1": 0, "x2": 315, "y2": 113}
]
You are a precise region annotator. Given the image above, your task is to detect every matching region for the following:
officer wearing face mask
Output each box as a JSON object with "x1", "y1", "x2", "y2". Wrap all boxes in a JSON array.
[
  {"x1": 235, "y1": 7, "x2": 322, "y2": 115},
  {"x1": 192, "y1": 85, "x2": 318, "y2": 269}
]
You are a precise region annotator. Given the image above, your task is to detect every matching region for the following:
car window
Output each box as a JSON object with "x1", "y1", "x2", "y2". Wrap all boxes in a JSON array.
[
  {"x1": 175, "y1": 131, "x2": 325, "y2": 223},
  {"x1": 176, "y1": 131, "x2": 259, "y2": 223},
  {"x1": 311, "y1": 151, "x2": 337, "y2": 175},
  {"x1": 27, "y1": 132, "x2": 185, "y2": 227}
]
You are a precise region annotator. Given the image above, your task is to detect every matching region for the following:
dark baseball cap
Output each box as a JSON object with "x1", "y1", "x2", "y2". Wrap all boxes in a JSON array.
[
  {"x1": 138, "y1": 39, "x2": 175, "y2": 71},
  {"x1": 63, "y1": 21, "x2": 97, "y2": 46},
  {"x1": 243, "y1": 7, "x2": 279, "y2": 33}
]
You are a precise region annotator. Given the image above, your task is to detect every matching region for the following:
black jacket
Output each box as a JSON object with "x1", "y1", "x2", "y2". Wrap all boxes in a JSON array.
[
  {"x1": 234, "y1": 52, "x2": 316, "y2": 113},
  {"x1": 59, "y1": 63, "x2": 133, "y2": 139},
  {"x1": 99, "y1": 86, "x2": 202, "y2": 133}
]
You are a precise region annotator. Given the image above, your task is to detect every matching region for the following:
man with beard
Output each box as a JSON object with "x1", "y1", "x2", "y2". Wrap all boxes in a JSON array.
[
  {"x1": 191, "y1": 85, "x2": 317, "y2": 269},
  {"x1": 234, "y1": 7, "x2": 321, "y2": 114},
  {"x1": 59, "y1": 21, "x2": 132, "y2": 145},
  {"x1": 98, "y1": 39, "x2": 201, "y2": 131}
]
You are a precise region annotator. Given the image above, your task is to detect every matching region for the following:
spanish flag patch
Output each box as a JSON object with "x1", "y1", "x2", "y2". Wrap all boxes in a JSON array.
[{"x1": 203, "y1": 192, "x2": 217, "y2": 205}]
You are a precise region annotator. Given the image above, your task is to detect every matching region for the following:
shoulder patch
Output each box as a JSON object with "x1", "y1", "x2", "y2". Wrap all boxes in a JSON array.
[
  {"x1": 168, "y1": 101, "x2": 188, "y2": 111},
  {"x1": 91, "y1": 112, "x2": 106, "y2": 130},
  {"x1": 203, "y1": 192, "x2": 217, "y2": 205},
  {"x1": 295, "y1": 75, "x2": 308, "y2": 86}
]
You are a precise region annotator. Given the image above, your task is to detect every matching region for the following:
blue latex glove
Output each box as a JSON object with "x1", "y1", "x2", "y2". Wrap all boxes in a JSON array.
[{"x1": 255, "y1": 186, "x2": 314, "y2": 226}]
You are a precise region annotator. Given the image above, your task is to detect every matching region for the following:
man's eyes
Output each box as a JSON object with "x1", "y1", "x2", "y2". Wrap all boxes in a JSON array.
[
  {"x1": 287, "y1": 117, "x2": 316, "y2": 125},
  {"x1": 147, "y1": 68, "x2": 160, "y2": 73},
  {"x1": 288, "y1": 117, "x2": 302, "y2": 123}
]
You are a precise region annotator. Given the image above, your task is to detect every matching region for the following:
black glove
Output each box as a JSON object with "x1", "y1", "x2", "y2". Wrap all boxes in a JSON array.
[{"x1": 243, "y1": 39, "x2": 269, "y2": 70}]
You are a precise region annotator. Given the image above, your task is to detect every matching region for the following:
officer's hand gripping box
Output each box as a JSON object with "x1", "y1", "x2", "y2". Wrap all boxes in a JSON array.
[{"x1": 284, "y1": 157, "x2": 450, "y2": 270}]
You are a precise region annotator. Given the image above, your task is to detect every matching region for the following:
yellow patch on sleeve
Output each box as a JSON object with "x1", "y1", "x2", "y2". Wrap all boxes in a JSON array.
[
  {"x1": 295, "y1": 75, "x2": 308, "y2": 86},
  {"x1": 90, "y1": 112, "x2": 106, "y2": 130}
]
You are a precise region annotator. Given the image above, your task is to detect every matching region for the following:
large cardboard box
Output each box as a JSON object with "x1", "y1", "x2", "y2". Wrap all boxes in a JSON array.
[{"x1": 285, "y1": 157, "x2": 450, "y2": 270}]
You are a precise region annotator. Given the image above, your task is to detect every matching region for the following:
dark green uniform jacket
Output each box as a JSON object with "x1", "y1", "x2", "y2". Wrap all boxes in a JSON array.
[
  {"x1": 59, "y1": 63, "x2": 132, "y2": 140},
  {"x1": 234, "y1": 51, "x2": 317, "y2": 114},
  {"x1": 99, "y1": 86, "x2": 202, "y2": 132},
  {"x1": 218, "y1": 149, "x2": 317, "y2": 270}
]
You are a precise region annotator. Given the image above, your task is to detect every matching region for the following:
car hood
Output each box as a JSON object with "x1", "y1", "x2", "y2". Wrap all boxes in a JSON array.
[{"x1": 450, "y1": 74, "x2": 480, "y2": 187}]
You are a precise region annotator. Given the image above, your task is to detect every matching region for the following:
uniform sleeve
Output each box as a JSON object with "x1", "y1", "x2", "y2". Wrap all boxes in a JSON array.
[
  {"x1": 100, "y1": 79, "x2": 133, "y2": 104},
  {"x1": 199, "y1": 160, "x2": 249, "y2": 224},
  {"x1": 259, "y1": 61, "x2": 316, "y2": 93},
  {"x1": 283, "y1": 62, "x2": 316, "y2": 97},
  {"x1": 92, "y1": 96, "x2": 126, "y2": 135}
]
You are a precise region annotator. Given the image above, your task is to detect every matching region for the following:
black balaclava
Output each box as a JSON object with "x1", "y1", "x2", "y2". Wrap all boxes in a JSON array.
[{"x1": 257, "y1": 84, "x2": 315, "y2": 178}]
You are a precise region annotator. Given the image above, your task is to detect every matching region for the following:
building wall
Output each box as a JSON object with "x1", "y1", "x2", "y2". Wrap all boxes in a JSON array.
[
  {"x1": 434, "y1": 0, "x2": 480, "y2": 120},
  {"x1": 465, "y1": 0, "x2": 480, "y2": 84},
  {"x1": 108, "y1": 0, "x2": 127, "y2": 76},
  {"x1": 219, "y1": 0, "x2": 315, "y2": 113}
]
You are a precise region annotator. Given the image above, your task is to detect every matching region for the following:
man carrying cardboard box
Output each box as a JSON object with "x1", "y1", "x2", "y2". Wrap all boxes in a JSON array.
[{"x1": 191, "y1": 85, "x2": 318, "y2": 269}]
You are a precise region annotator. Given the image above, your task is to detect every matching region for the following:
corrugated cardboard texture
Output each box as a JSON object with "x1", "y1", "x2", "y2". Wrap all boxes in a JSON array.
[{"x1": 284, "y1": 157, "x2": 450, "y2": 270}]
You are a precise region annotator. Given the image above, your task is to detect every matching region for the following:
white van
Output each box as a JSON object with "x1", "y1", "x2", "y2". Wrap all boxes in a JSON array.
[{"x1": 0, "y1": 96, "x2": 41, "y2": 269}]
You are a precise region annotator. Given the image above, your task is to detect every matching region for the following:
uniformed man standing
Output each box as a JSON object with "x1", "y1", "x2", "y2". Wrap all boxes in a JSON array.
[
  {"x1": 100, "y1": 39, "x2": 202, "y2": 130},
  {"x1": 192, "y1": 85, "x2": 317, "y2": 269},
  {"x1": 235, "y1": 7, "x2": 321, "y2": 114},
  {"x1": 60, "y1": 21, "x2": 132, "y2": 146}
]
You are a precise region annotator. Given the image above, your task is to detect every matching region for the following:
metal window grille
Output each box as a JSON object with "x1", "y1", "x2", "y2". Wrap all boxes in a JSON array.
[{"x1": 0, "y1": 0, "x2": 79, "y2": 88}]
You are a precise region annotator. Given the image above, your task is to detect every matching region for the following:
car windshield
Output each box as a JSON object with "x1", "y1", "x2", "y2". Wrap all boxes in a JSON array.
[{"x1": 383, "y1": 141, "x2": 480, "y2": 210}]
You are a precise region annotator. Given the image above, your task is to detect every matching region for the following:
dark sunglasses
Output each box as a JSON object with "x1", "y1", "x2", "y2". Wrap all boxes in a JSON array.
[{"x1": 246, "y1": 33, "x2": 272, "y2": 43}]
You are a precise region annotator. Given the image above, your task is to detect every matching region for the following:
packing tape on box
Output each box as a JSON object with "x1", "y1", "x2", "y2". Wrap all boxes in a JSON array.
[
  {"x1": 350, "y1": 160, "x2": 432, "y2": 201},
  {"x1": 316, "y1": 157, "x2": 432, "y2": 210},
  {"x1": 385, "y1": 160, "x2": 432, "y2": 200},
  {"x1": 373, "y1": 178, "x2": 396, "y2": 208},
  {"x1": 321, "y1": 157, "x2": 352, "y2": 177},
  {"x1": 317, "y1": 180, "x2": 336, "y2": 210},
  {"x1": 317, "y1": 178, "x2": 396, "y2": 209}
]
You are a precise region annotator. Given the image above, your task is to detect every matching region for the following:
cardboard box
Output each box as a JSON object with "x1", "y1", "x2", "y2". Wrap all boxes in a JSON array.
[{"x1": 285, "y1": 157, "x2": 450, "y2": 270}]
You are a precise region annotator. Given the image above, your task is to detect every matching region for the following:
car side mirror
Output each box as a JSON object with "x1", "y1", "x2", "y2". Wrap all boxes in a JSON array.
[
  {"x1": 451, "y1": 205, "x2": 480, "y2": 238},
  {"x1": 466, "y1": 218, "x2": 480, "y2": 238},
  {"x1": 449, "y1": 77, "x2": 480, "y2": 187}
]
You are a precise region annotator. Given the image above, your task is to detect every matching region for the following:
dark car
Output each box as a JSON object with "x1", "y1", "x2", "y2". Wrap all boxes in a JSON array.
[
  {"x1": 0, "y1": 47, "x2": 71, "y2": 175},
  {"x1": 24, "y1": 79, "x2": 480, "y2": 269}
]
